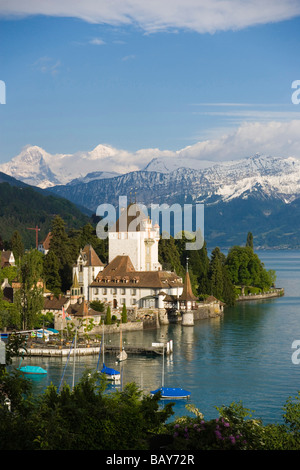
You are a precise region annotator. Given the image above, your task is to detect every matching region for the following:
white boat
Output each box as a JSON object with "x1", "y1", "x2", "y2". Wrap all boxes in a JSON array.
[{"x1": 117, "y1": 319, "x2": 127, "y2": 362}]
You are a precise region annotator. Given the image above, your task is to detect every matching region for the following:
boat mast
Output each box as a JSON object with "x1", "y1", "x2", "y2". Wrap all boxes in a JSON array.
[
  {"x1": 162, "y1": 343, "x2": 165, "y2": 388},
  {"x1": 72, "y1": 327, "x2": 77, "y2": 389}
]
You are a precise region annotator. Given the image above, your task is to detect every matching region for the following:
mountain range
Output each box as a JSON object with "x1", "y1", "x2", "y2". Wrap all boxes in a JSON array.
[{"x1": 1, "y1": 145, "x2": 300, "y2": 249}]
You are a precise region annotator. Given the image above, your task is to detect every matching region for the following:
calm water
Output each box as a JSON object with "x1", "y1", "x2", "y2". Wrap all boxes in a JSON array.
[{"x1": 20, "y1": 250, "x2": 300, "y2": 424}]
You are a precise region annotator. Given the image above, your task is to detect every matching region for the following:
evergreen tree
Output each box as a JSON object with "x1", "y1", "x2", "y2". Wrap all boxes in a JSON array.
[
  {"x1": 121, "y1": 304, "x2": 127, "y2": 323},
  {"x1": 208, "y1": 247, "x2": 224, "y2": 300},
  {"x1": 48, "y1": 216, "x2": 73, "y2": 292},
  {"x1": 246, "y1": 232, "x2": 254, "y2": 250},
  {"x1": 105, "y1": 305, "x2": 112, "y2": 325},
  {"x1": 10, "y1": 230, "x2": 24, "y2": 264},
  {"x1": 68, "y1": 223, "x2": 108, "y2": 264},
  {"x1": 14, "y1": 250, "x2": 44, "y2": 330},
  {"x1": 159, "y1": 236, "x2": 184, "y2": 277},
  {"x1": 43, "y1": 251, "x2": 61, "y2": 295},
  {"x1": 208, "y1": 247, "x2": 236, "y2": 306}
]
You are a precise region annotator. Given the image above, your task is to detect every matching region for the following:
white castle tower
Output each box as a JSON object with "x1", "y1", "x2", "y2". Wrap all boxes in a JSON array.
[{"x1": 108, "y1": 202, "x2": 162, "y2": 272}]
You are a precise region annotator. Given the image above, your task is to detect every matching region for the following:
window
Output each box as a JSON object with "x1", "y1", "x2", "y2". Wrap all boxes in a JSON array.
[
  {"x1": 131, "y1": 289, "x2": 136, "y2": 296},
  {"x1": 121, "y1": 288, "x2": 125, "y2": 295},
  {"x1": 131, "y1": 298, "x2": 136, "y2": 305},
  {"x1": 111, "y1": 288, "x2": 117, "y2": 295},
  {"x1": 121, "y1": 298, "x2": 126, "y2": 305},
  {"x1": 102, "y1": 288, "x2": 107, "y2": 295}
]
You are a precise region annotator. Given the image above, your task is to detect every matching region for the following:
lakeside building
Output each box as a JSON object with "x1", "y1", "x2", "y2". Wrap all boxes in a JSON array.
[
  {"x1": 71, "y1": 203, "x2": 185, "y2": 311},
  {"x1": 72, "y1": 244, "x2": 104, "y2": 301}
]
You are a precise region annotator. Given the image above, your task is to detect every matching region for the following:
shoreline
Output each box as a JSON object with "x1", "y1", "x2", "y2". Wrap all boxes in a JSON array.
[{"x1": 236, "y1": 288, "x2": 284, "y2": 302}]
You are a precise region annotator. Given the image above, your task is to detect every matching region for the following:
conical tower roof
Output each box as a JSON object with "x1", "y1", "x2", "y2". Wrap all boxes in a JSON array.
[{"x1": 179, "y1": 259, "x2": 198, "y2": 302}]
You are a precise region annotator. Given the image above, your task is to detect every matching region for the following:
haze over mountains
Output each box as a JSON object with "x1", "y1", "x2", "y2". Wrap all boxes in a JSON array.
[{"x1": 1, "y1": 144, "x2": 300, "y2": 248}]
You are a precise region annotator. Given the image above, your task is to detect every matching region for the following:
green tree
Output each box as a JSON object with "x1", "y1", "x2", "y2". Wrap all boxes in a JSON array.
[
  {"x1": 225, "y1": 245, "x2": 274, "y2": 292},
  {"x1": 89, "y1": 300, "x2": 105, "y2": 312},
  {"x1": 14, "y1": 250, "x2": 44, "y2": 330},
  {"x1": 10, "y1": 230, "x2": 24, "y2": 264},
  {"x1": 105, "y1": 305, "x2": 112, "y2": 325},
  {"x1": 121, "y1": 303, "x2": 127, "y2": 323},
  {"x1": 48, "y1": 216, "x2": 74, "y2": 292},
  {"x1": 43, "y1": 250, "x2": 61, "y2": 295},
  {"x1": 208, "y1": 247, "x2": 224, "y2": 300},
  {"x1": 246, "y1": 231, "x2": 254, "y2": 250}
]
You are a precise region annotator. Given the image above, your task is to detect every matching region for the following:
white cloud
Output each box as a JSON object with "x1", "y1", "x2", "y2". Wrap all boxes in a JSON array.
[
  {"x1": 178, "y1": 120, "x2": 300, "y2": 162},
  {"x1": 1, "y1": 0, "x2": 300, "y2": 33},
  {"x1": 89, "y1": 38, "x2": 106, "y2": 45},
  {"x1": 33, "y1": 56, "x2": 61, "y2": 75}
]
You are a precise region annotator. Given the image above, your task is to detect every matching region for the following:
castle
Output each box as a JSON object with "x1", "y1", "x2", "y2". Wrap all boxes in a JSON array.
[{"x1": 71, "y1": 203, "x2": 189, "y2": 311}]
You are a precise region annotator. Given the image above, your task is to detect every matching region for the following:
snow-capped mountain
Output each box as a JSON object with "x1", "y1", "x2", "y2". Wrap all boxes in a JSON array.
[
  {"x1": 0, "y1": 144, "x2": 205, "y2": 188},
  {"x1": 2, "y1": 144, "x2": 300, "y2": 247},
  {"x1": 0, "y1": 144, "x2": 144, "y2": 188},
  {"x1": 1, "y1": 144, "x2": 300, "y2": 205},
  {"x1": 43, "y1": 153, "x2": 300, "y2": 212}
]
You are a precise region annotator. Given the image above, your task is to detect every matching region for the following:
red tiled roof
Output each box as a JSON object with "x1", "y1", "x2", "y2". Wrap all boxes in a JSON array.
[
  {"x1": 81, "y1": 244, "x2": 104, "y2": 266},
  {"x1": 90, "y1": 255, "x2": 183, "y2": 289}
]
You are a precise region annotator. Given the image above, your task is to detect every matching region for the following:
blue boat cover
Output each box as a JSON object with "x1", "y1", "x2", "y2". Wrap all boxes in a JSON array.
[
  {"x1": 19, "y1": 365, "x2": 47, "y2": 375},
  {"x1": 150, "y1": 387, "x2": 191, "y2": 398},
  {"x1": 101, "y1": 364, "x2": 120, "y2": 376}
]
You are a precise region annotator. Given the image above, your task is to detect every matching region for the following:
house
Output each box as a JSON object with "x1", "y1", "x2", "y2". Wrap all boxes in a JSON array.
[
  {"x1": 72, "y1": 244, "x2": 104, "y2": 301},
  {"x1": 38, "y1": 232, "x2": 52, "y2": 255},
  {"x1": 42, "y1": 293, "x2": 70, "y2": 315},
  {"x1": 1, "y1": 278, "x2": 14, "y2": 303},
  {"x1": 89, "y1": 254, "x2": 183, "y2": 309},
  {"x1": 55, "y1": 297, "x2": 103, "y2": 332},
  {"x1": 0, "y1": 250, "x2": 15, "y2": 268}
]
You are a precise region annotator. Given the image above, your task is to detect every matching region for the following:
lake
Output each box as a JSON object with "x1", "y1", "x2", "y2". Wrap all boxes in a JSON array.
[{"x1": 22, "y1": 250, "x2": 300, "y2": 424}]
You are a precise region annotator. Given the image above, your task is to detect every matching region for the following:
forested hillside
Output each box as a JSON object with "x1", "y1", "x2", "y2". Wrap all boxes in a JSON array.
[{"x1": 0, "y1": 183, "x2": 90, "y2": 249}]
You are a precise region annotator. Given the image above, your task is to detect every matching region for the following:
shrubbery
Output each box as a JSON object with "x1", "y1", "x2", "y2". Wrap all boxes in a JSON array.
[{"x1": 1, "y1": 369, "x2": 300, "y2": 450}]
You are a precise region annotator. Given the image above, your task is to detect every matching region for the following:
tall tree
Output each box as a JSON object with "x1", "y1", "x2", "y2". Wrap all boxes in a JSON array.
[
  {"x1": 208, "y1": 247, "x2": 224, "y2": 300},
  {"x1": 246, "y1": 232, "x2": 254, "y2": 250},
  {"x1": 10, "y1": 230, "x2": 24, "y2": 264},
  {"x1": 14, "y1": 250, "x2": 44, "y2": 330},
  {"x1": 121, "y1": 304, "x2": 127, "y2": 323},
  {"x1": 48, "y1": 216, "x2": 73, "y2": 292},
  {"x1": 43, "y1": 251, "x2": 61, "y2": 295},
  {"x1": 105, "y1": 305, "x2": 112, "y2": 325}
]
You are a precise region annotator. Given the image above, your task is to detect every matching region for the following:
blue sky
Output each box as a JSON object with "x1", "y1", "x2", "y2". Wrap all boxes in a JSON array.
[{"x1": 1, "y1": 0, "x2": 300, "y2": 165}]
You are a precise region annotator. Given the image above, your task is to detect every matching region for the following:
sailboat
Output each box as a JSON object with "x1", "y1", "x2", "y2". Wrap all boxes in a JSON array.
[
  {"x1": 117, "y1": 319, "x2": 127, "y2": 362},
  {"x1": 150, "y1": 343, "x2": 190, "y2": 399},
  {"x1": 99, "y1": 325, "x2": 120, "y2": 381},
  {"x1": 18, "y1": 345, "x2": 47, "y2": 375}
]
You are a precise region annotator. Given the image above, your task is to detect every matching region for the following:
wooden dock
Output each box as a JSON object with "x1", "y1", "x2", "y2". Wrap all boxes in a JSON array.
[{"x1": 23, "y1": 340, "x2": 173, "y2": 357}]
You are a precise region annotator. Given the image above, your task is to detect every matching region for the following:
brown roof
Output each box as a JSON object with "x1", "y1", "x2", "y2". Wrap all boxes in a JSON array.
[
  {"x1": 204, "y1": 295, "x2": 223, "y2": 304},
  {"x1": 179, "y1": 271, "x2": 198, "y2": 302},
  {"x1": 90, "y1": 255, "x2": 183, "y2": 289},
  {"x1": 112, "y1": 203, "x2": 148, "y2": 232},
  {"x1": 44, "y1": 295, "x2": 69, "y2": 311},
  {"x1": 66, "y1": 300, "x2": 99, "y2": 317},
  {"x1": 81, "y1": 244, "x2": 104, "y2": 266},
  {"x1": 0, "y1": 250, "x2": 14, "y2": 268},
  {"x1": 42, "y1": 232, "x2": 52, "y2": 250}
]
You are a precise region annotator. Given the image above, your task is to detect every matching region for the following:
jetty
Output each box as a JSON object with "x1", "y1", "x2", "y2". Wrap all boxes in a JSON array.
[{"x1": 22, "y1": 340, "x2": 173, "y2": 358}]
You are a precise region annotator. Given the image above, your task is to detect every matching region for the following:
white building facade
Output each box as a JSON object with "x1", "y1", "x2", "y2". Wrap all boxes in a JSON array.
[
  {"x1": 108, "y1": 203, "x2": 162, "y2": 272},
  {"x1": 72, "y1": 244, "x2": 104, "y2": 301}
]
